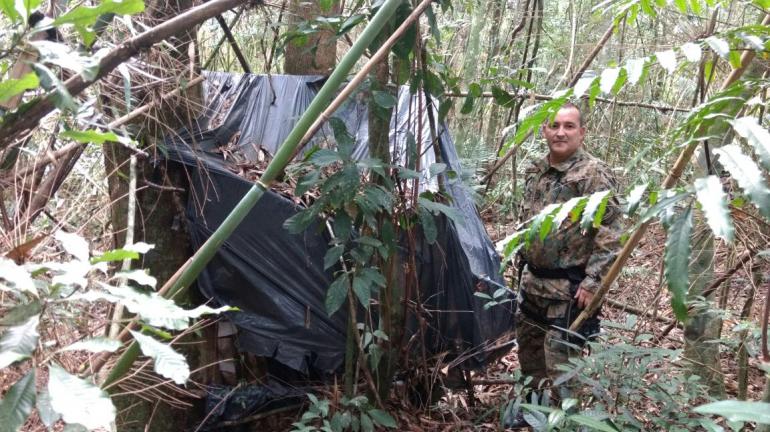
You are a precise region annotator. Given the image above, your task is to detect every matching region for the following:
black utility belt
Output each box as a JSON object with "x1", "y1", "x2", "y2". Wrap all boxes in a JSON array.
[{"x1": 525, "y1": 263, "x2": 587, "y2": 284}]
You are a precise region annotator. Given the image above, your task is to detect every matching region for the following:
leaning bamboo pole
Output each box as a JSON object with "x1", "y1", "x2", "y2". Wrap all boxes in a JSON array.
[
  {"x1": 100, "y1": 0, "x2": 407, "y2": 390},
  {"x1": 570, "y1": 13, "x2": 770, "y2": 331}
]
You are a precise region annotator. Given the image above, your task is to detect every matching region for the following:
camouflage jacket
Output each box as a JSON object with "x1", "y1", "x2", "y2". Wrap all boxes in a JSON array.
[{"x1": 517, "y1": 148, "x2": 622, "y2": 301}]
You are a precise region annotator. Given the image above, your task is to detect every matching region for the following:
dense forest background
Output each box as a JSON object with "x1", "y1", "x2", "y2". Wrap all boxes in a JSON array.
[{"x1": 1, "y1": 0, "x2": 770, "y2": 430}]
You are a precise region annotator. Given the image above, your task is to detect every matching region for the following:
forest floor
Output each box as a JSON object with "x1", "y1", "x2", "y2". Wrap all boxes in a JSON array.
[{"x1": 3, "y1": 201, "x2": 768, "y2": 431}]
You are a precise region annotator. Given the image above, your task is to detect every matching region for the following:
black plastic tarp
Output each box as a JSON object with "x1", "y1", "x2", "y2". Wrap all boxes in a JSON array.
[{"x1": 164, "y1": 72, "x2": 514, "y2": 375}]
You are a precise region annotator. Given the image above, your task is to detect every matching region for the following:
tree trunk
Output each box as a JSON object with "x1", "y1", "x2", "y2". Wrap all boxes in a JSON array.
[
  {"x1": 103, "y1": 1, "x2": 202, "y2": 429},
  {"x1": 284, "y1": 0, "x2": 340, "y2": 75}
]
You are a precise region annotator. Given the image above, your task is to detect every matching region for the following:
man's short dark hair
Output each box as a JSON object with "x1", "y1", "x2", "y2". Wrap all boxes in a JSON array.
[{"x1": 559, "y1": 102, "x2": 584, "y2": 127}]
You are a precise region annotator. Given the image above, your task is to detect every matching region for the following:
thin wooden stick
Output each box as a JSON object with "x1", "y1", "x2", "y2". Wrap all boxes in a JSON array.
[{"x1": 445, "y1": 91, "x2": 690, "y2": 113}]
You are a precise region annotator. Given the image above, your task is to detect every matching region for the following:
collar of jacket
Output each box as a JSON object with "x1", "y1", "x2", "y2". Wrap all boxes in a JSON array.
[{"x1": 534, "y1": 147, "x2": 587, "y2": 173}]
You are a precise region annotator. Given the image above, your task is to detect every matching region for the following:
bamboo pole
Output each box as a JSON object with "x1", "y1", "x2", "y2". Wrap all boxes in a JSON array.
[
  {"x1": 99, "y1": 0, "x2": 407, "y2": 390},
  {"x1": 570, "y1": 14, "x2": 770, "y2": 331}
]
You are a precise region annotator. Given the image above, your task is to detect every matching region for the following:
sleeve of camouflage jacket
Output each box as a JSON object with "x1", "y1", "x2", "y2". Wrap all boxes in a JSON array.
[{"x1": 578, "y1": 165, "x2": 624, "y2": 294}]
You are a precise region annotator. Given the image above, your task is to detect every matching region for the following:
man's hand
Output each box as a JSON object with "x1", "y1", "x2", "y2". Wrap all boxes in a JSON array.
[{"x1": 575, "y1": 287, "x2": 593, "y2": 309}]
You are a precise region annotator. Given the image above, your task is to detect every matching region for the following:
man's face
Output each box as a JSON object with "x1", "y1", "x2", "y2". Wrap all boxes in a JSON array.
[{"x1": 541, "y1": 107, "x2": 585, "y2": 164}]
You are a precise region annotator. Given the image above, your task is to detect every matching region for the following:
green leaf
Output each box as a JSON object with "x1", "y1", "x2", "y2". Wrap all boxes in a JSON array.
[
  {"x1": 580, "y1": 190, "x2": 612, "y2": 230},
  {"x1": 53, "y1": 0, "x2": 145, "y2": 27},
  {"x1": 311, "y1": 149, "x2": 342, "y2": 166},
  {"x1": 656, "y1": 49, "x2": 677, "y2": 74},
  {"x1": 468, "y1": 83, "x2": 482, "y2": 97},
  {"x1": 0, "y1": 72, "x2": 39, "y2": 104},
  {"x1": 625, "y1": 57, "x2": 647, "y2": 85},
  {"x1": 130, "y1": 331, "x2": 189, "y2": 384},
  {"x1": 0, "y1": 0, "x2": 20, "y2": 22},
  {"x1": 0, "y1": 258, "x2": 37, "y2": 295},
  {"x1": 714, "y1": 144, "x2": 770, "y2": 219},
  {"x1": 14, "y1": 0, "x2": 41, "y2": 19},
  {"x1": 325, "y1": 274, "x2": 348, "y2": 316},
  {"x1": 0, "y1": 315, "x2": 39, "y2": 368},
  {"x1": 36, "y1": 390, "x2": 59, "y2": 428},
  {"x1": 33, "y1": 63, "x2": 77, "y2": 112},
  {"x1": 114, "y1": 269, "x2": 156, "y2": 288},
  {"x1": 681, "y1": 42, "x2": 702, "y2": 62},
  {"x1": 0, "y1": 370, "x2": 36, "y2": 432},
  {"x1": 372, "y1": 91, "x2": 397, "y2": 109},
  {"x1": 360, "y1": 412, "x2": 374, "y2": 432},
  {"x1": 573, "y1": 76, "x2": 595, "y2": 98},
  {"x1": 59, "y1": 129, "x2": 119, "y2": 144},
  {"x1": 552, "y1": 197, "x2": 585, "y2": 230},
  {"x1": 48, "y1": 364, "x2": 116, "y2": 430},
  {"x1": 0, "y1": 301, "x2": 42, "y2": 327},
  {"x1": 664, "y1": 206, "x2": 692, "y2": 321},
  {"x1": 90, "y1": 248, "x2": 138, "y2": 263},
  {"x1": 694, "y1": 401, "x2": 770, "y2": 424},
  {"x1": 368, "y1": 409, "x2": 397, "y2": 428},
  {"x1": 77, "y1": 284, "x2": 232, "y2": 330},
  {"x1": 31, "y1": 41, "x2": 100, "y2": 81},
  {"x1": 568, "y1": 414, "x2": 620, "y2": 432},
  {"x1": 418, "y1": 208, "x2": 437, "y2": 244},
  {"x1": 55, "y1": 230, "x2": 89, "y2": 262},
  {"x1": 429, "y1": 162, "x2": 447, "y2": 177},
  {"x1": 705, "y1": 36, "x2": 730, "y2": 58},
  {"x1": 673, "y1": 0, "x2": 687, "y2": 12},
  {"x1": 491, "y1": 86, "x2": 515, "y2": 107},
  {"x1": 730, "y1": 116, "x2": 770, "y2": 171},
  {"x1": 625, "y1": 183, "x2": 648, "y2": 216},
  {"x1": 283, "y1": 208, "x2": 317, "y2": 234},
  {"x1": 352, "y1": 275, "x2": 371, "y2": 307},
  {"x1": 60, "y1": 337, "x2": 121, "y2": 353},
  {"x1": 418, "y1": 197, "x2": 464, "y2": 227},
  {"x1": 694, "y1": 176, "x2": 734, "y2": 242},
  {"x1": 460, "y1": 95, "x2": 475, "y2": 114},
  {"x1": 324, "y1": 244, "x2": 345, "y2": 270},
  {"x1": 599, "y1": 68, "x2": 620, "y2": 94}
]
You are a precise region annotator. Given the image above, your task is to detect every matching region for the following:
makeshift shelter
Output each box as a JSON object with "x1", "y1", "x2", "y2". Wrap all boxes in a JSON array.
[{"x1": 164, "y1": 72, "x2": 514, "y2": 376}]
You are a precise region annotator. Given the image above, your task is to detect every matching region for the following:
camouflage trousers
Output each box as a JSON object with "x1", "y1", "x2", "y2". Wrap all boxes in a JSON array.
[{"x1": 515, "y1": 297, "x2": 580, "y2": 389}]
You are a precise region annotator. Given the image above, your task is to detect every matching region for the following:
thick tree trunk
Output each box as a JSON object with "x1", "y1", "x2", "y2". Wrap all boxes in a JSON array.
[
  {"x1": 283, "y1": 0, "x2": 340, "y2": 75},
  {"x1": 103, "y1": 1, "x2": 202, "y2": 430}
]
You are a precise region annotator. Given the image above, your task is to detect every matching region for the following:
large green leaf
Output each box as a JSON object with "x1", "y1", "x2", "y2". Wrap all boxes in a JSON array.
[
  {"x1": 53, "y1": 0, "x2": 145, "y2": 27},
  {"x1": 0, "y1": 301, "x2": 42, "y2": 327},
  {"x1": 59, "y1": 129, "x2": 119, "y2": 144},
  {"x1": 664, "y1": 206, "x2": 693, "y2": 321},
  {"x1": 325, "y1": 274, "x2": 348, "y2": 316},
  {"x1": 76, "y1": 284, "x2": 232, "y2": 330},
  {"x1": 48, "y1": 364, "x2": 115, "y2": 430},
  {"x1": 681, "y1": 42, "x2": 702, "y2": 62},
  {"x1": 694, "y1": 400, "x2": 770, "y2": 424},
  {"x1": 0, "y1": 258, "x2": 37, "y2": 295},
  {"x1": 130, "y1": 331, "x2": 189, "y2": 385},
  {"x1": 625, "y1": 57, "x2": 647, "y2": 85},
  {"x1": 0, "y1": 72, "x2": 39, "y2": 104},
  {"x1": 0, "y1": 315, "x2": 39, "y2": 368},
  {"x1": 730, "y1": 116, "x2": 770, "y2": 171},
  {"x1": 714, "y1": 144, "x2": 770, "y2": 219},
  {"x1": 30, "y1": 41, "x2": 99, "y2": 81},
  {"x1": 694, "y1": 176, "x2": 734, "y2": 242},
  {"x1": 656, "y1": 49, "x2": 677, "y2": 73},
  {"x1": 580, "y1": 190, "x2": 612, "y2": 230},
  {"x1": 599, "y1": 68, "x2": 620, "y2": 94},
  {"x1": 552, "y1": 197, "x2": 585, "y2": 230},
  {"x1": 568, "y1": 414, "x2": 620, "y2": 432},
  {"x1": 0, "y1": 0, "x2": 20, "y2": 22},
  {"x1": 54, "y1": 230, "x2": 89, "y2": 262},
  {"x1": 36, "y1": 390, "x2": 60, "y2": 428},
  {"x1": 625, "y1": 183, "x2": 648, "y2": 216},
  {"x1": 368, "y1": 409, "x2": 397, "y2": 428},
  {"x1": 0, "y1": 369, "x2": 36, "y2": 432}
]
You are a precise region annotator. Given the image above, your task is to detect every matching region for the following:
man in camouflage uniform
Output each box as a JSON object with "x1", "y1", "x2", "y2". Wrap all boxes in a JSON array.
[{"x1": 515, "y1": 103, "x2": 623, "y2": 394}]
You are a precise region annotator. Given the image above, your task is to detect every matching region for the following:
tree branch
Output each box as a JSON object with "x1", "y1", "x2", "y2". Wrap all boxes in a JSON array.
[{"x1": 0, "y1": 0, "x2": 254, "y2": 149}]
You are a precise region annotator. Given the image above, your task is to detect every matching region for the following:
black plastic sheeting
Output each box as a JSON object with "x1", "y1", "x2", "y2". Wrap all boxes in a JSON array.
[{"x1": 164, "y1": 72, "x2": 514, "y2": 375}]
